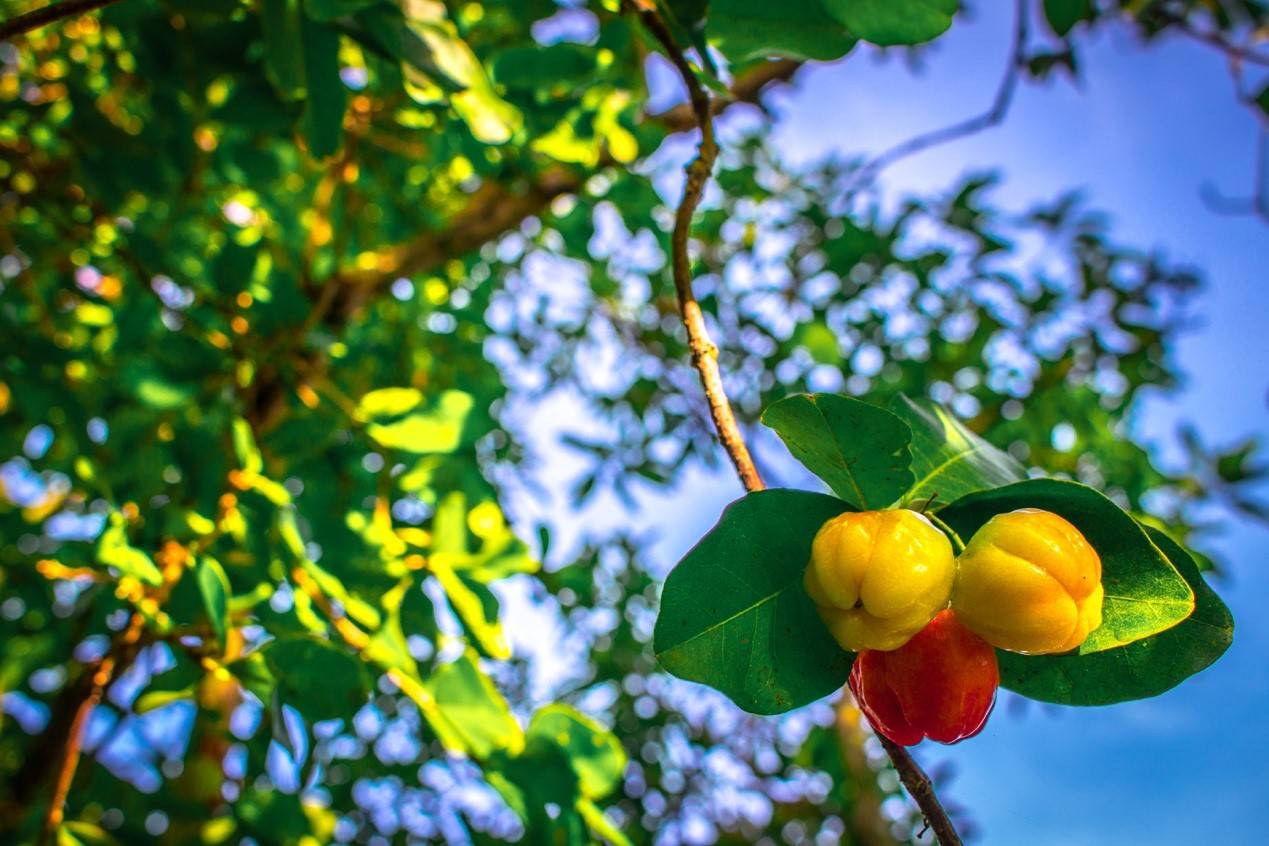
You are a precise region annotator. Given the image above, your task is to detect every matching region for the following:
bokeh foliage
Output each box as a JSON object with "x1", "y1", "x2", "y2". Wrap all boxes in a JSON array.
[{"x1": 1, "y1": 0, "x2": 1265, "y2": 844}]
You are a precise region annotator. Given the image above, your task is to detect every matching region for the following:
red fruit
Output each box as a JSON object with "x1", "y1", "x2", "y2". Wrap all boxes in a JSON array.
[{"x1": 848, "y1": 609, "x2": 999, "y2": 746}]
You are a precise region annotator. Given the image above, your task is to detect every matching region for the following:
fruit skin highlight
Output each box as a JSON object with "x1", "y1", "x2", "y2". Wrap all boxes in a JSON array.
[
  {"x1": 804, "y1": 509, "x2": 955, "y2": 652},
  {"x1": 952, "y1": 508, "x2": 1104, "y2": 655},
  {"x1": 849, "y1": 609, "x2": 999, "y2": 746}
]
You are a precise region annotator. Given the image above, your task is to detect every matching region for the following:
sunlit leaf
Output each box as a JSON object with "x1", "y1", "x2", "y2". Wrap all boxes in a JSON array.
[{"x1": 761, "y1": 393, "x2": 913, "y2": 508}]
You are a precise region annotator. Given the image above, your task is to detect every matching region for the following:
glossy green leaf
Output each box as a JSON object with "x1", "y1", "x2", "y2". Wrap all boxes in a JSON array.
[
  {"x1": 889, "y1": 394, "x2": 1025, "y2": 508},
  {"x1": 761, "y1": 393, "x2": 913, "y2": 509},
  {"x1": 999, "y1": 528, "x2": 1232, "y2": 705},
  {"x1": 261, "y1": 636, "x2": 370, "y2": 722},
  {"x1": 653, "y1": 489, "x2": 854, "y2": 714},
  {"x1": 939, "y1": 479, "x2": 1196, "y2": 653},
  {"x1": 196, "y1": 556, "x2": 231, "y2": 644},
  {"x1": 708, "y1": 0, "x2": 856, "y2": 62},
  {"x1": 822, "y1": 0, "x2": 957, "y2": 46},
  {"x1": 423, "y1": 651, "x2": 522, "y2": 757},
  {"x1": 526, "y1": 705, "x2": 625, "y2": 799},
  {"x1": 300, "y1": 18, "x2": 346, "y2": 159}
]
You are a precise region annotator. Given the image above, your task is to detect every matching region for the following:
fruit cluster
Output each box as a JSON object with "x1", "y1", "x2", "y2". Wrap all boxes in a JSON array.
[{"x1": 805, "y1": 507, "x2": 1103, "y2": 745}]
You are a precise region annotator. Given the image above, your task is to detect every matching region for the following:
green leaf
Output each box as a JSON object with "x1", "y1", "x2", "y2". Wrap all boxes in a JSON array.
[
  {"x1": 348, "y1": 4, "x2": 463, "y2": 91},
  {"x1": 939, "y1": 479, "x2": 1196, "y2": 653},
  {"x1": 58, "y1": 821, "x2": 118, "y2": 846},
  {"x1": 1042, "y1": 0, "x2": 1091, "y2": 37},
  {"x1": 822, "y1": 0, "x2": 956, "y2": 46},
  {"x1": 365, "y1": 390, "x2": 475, "y2": 453},
  {"x1": 653, "y1": 489, "x2": 854, "y2": 714},
  {"x1": 526, "y1": 705, "x2": 626, "y2": 799},
  {"x1": 998, "y1": 527, "x2": 1232, "y2": 705},
  {"x1": 97, "y1": 515, "x2": 163, "y2": 586},
  {"x1": 761, "y1": 393, "x2": 913, "y2": 509},
  {"x1": 708, "y1": 0, "x2": 856, "y2": 62},
  {"x1": 889, "y1": 394, "x2": 1025, "y2": 508},
  {"x1": 261, "y1": 636, "x2": 370, "y2": 722},
  {"x1": 196, "y1": 556, "x2": 231, "y2": 644},
  {"x1": 300, "y1": 18, "x2": 346, "y2": 159},
  {"x1": 491, "y1": 43, "x2": 599, "y2": 91},
  {"x1": 261, "y1": 0, "x2": 306, "y2": 100},
  {"x1": 423, "y1": 650, "x2": 522, "y2": 757},
  {"x1": 134, "y1": 686, "x2": 196, "y2": 714},
  {"x1": 232, "y1": 417, "x2": 264, "y2": 475}
]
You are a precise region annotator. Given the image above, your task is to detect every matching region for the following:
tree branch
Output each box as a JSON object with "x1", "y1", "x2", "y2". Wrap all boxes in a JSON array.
[
  {"x1": 629, "y1": 0, "x2": 764, "y2": 493},
  {"x1": 878, "y1": 736, "x2": 963, "y2": 846},
  {"x1": 631, "y1": 4, "x2": 963, "y2": 842},
  {"x1": 849, "y1": 0, "x2": 1027, "y2": 190},
  {"x1": 0, "y1": 0, "x2": 124, "y2": 41}
]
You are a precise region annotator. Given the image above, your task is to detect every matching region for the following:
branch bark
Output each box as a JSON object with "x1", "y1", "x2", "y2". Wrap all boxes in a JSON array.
[
  {"x1": 0, "y1": 0, "x2": 124, "y2": 41},
  {"x1": 629, "y1": 0, "x2": 765, "y2": 493}
]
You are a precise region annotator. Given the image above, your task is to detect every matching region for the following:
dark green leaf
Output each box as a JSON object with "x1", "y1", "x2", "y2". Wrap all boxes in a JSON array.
[
  {"x1": 653, "y1": 489, "x2": 854, "y2": 714},
  {"x1": 761, "y1": 393, "x2": 913, "y2": 509},
  {"x1": 999, "y1": 528, "x2": 1232, "y2": 705},
  {"x1": 889, "y1": 394, "x2": 1025, "y2": 508},
  {"x1": 939, "y1": 479, "x2": 1195, "y2": 653},
  {"x1": 300, "y1": 18, "x2": 346, "y2": 159},
  {"x1": 822, "y1": 0, "x2": 957, "y2": 46},
  {"x1": 260, "y1": 0, "x2": 306, "y2": 100},
  {"x1": 708, "y1": 0, "x2": 856, "y2": 62},
  {"x1": 1042, "y1": 0, "x2": 1092, "y2": 37}
]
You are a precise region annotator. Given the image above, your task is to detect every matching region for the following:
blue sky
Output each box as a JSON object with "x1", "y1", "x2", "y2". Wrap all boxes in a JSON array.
[{"x1": 520, "y1": 10, "x2": 1269, "y2": 844}]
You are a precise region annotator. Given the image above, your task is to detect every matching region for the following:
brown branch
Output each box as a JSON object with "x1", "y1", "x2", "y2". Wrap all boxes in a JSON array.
[
  {"x1": 37, "y1": 657, "x2": 115, "y2": 844},
  {"x1": 35, "y1": 608, "x2": 150, "y2": 844},
  {"x1": 0, "y1": 0, "x2": 124, "y2": 40},
  {"x1": 630, "y1": 0, "x2": 764, "y2": 493},
  {"x1": 632, "y1": 4, "x2": 963, "y2": 843},
  {"x1": 878, "y1": 736, "x2": 963, "y2": 846},
  {"x1": 849, "y1": 0, "x2": 1027, "y2": 190}
]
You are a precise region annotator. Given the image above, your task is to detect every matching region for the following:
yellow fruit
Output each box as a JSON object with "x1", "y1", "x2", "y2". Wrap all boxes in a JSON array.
[
  {"x1": 804, "y1": 510, "x2": 956, "y2": 652},
  {"x1": 952, "y1": 508, "x2": 1103, "y2": 654}
]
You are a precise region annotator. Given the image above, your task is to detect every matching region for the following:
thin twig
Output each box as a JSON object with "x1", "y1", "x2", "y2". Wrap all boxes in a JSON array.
[
  {"x1": 0, "y1": 0, "x2": 124, "y2": 41},
  {"x1": 849, "y1": 0, "x2": 1028, "y2": 190},
  {"x1": 37, "y1": 657, "x2": 115, "y2": 844},
  {"x1": 630, "y1": 3, "x2": 960, "y2": 844},
  {"x1": 37, "y1": 609, "x2": 148, "y2": 844},
  {"x1": 878, "y1": 736, "x2": 964, "y2": 846},
  {"x1": 629, "y1": 0, "x2": 764, "y2": 493}
]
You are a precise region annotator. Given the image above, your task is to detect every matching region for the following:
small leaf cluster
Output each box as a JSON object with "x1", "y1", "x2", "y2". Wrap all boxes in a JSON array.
[{"x1": 654, "y1": 393, "x2": 1233, "y2": 714}]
